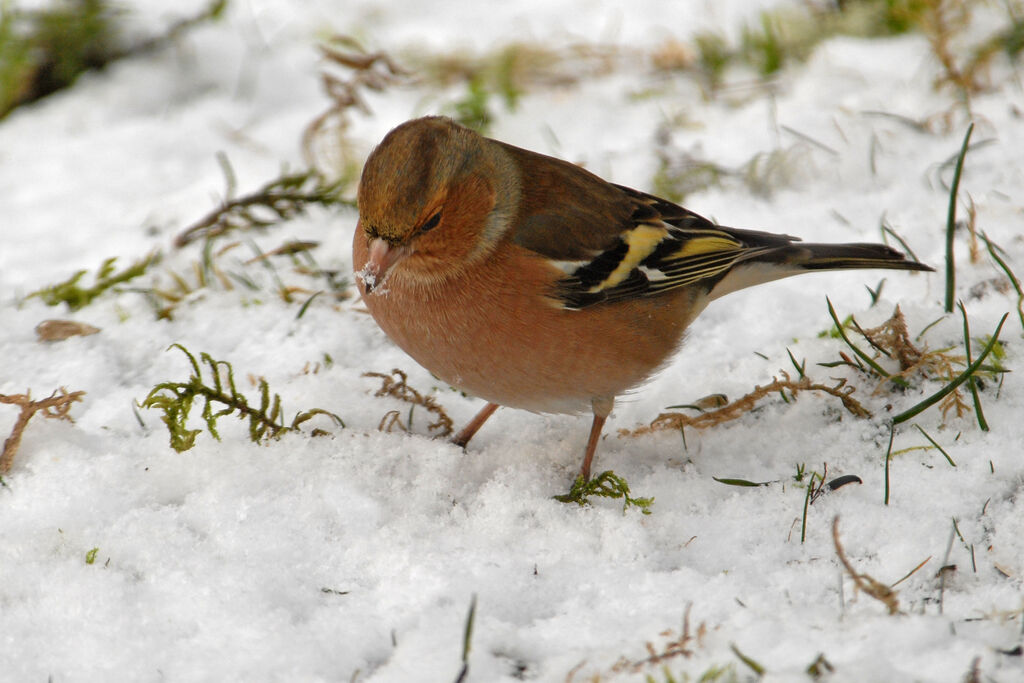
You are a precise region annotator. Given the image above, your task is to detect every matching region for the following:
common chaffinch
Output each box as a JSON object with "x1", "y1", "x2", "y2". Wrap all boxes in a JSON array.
[{"x1": 353, "y1": 116, "x2": 931, "y2": 482}]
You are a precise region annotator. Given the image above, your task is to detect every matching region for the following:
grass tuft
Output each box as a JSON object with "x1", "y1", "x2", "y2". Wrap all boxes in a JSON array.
[
  {"x1": 823, "y1": 302, "x2": 1007, "y2": 425},
  {"x1": 0, "y1": 0, "x2": 227, "y2": 120},
  {"x1": 174, "y1": 169, "x2": 352, "y2": 248},
  {"x1": 800, "y1": 465, "x2": 828, "y2": 543},
  {"x1": 825, "y1": 298, "x2": 907, "y2": 386},
  {"x1": 891, "y1": 313, "x2": 1008, "y2": 425},
  {"x1": 363, "y1": 369, "x2": 454, "y2": 437},
  {"x1": 607, "y1": 604, "x2": 707, "y2": 677},
  {"x1": 554, "y1": 471, "x2": 653, "y2": 514},
  {"x1": 450, "y1": 74, "x2": 496, "y2": 133},
  {"x1": 139, "y1": 344, "x2": 343, "y2": 452},
  {"x1": 303, "y1": 36, "x2": 408, "y2": 178},
  {"x1": 29, "y1": 252, "x2": 160, "y2": 311}
]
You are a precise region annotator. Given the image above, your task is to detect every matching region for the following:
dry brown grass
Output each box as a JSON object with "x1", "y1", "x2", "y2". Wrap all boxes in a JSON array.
[
  {"x1": 1, "y1": 388, "x2": 85, "y2": 473},
  {"x1": 363, "y1": 369, "x2": 454, "y2": 437},
  {"x1": 35, "y1": 320, "x2": 100, "y2": 342},
  {"x1": 833, "y1": 516, "x2": 900, "y2": 615},
  {"x1": 623, "y1": 371, "x2": 869, "y2": 439}
]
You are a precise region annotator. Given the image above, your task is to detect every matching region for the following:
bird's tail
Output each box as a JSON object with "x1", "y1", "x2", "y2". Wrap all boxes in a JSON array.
[
  {"x1": 707, "y1": 240, "x2": 932, "y2": 301},
  {"x1": 785, "y1": 242, "x2": 933, "y2": 273}
]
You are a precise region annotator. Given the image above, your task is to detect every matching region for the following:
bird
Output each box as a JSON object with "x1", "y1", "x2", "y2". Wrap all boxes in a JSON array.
[{"x1": 352, "y1": 116, "x2": 932, "y2": 482}]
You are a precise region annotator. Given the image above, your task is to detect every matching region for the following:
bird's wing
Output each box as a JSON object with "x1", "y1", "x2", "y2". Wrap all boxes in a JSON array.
[
  {"x1": 552, "y1": 185, "x2": 808, "y2": 309},
  {"x1": 509, "y1": 165, "x2": 800, "y2": 310},
  {"x1": 498, "y1": 143, "x2": 925, "y2": 310}
]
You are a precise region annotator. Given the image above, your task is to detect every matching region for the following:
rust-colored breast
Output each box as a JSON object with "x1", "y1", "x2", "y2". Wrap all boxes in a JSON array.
[{"x1": 353, "y1": 229, "x2": 695, "y2": 414}]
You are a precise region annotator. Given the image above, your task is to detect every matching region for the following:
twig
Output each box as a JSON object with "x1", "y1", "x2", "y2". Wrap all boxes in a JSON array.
[
  {"x1": 625, "y1": 372, "x2": 869, "y2": 438},
  {"x1": 1, "y1": 389, "x2": 85, "y2": 472},
  {"x1": 363, "y1": 369, "x2": 454, "y2": 437},
  {"x1": 832, "y1": 516, "x2": 899, "y2": 615}
]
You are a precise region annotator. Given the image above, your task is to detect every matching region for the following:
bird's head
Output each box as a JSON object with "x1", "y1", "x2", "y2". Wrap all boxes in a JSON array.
[{"x1": 355, "y1": 116, "x2": 520, "y2": 293}]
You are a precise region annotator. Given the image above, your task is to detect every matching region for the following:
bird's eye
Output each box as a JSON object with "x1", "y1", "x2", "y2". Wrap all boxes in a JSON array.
[{"x1": 419, "y1": 211, "x2": 441, "y2": 233}]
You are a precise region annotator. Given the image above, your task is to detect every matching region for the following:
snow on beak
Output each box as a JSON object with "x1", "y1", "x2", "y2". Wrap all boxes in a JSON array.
[{"x1": 358, "y1": 238, "x2": 409, "y2": 294}]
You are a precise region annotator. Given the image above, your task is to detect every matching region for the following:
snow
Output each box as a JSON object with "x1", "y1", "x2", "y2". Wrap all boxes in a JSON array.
[{"x1": 2, "y1": 1, "x2": 1023, "y2": 681}]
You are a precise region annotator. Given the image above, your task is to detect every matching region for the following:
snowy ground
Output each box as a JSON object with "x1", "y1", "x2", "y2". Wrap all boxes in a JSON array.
[{"x1": 2, "y1": 1, "x2": 1023, "y2": 681}]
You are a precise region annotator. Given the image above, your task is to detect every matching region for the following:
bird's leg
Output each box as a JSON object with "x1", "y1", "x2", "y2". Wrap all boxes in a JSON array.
[
  {"x1": 451, "y1": 402, "x2": 500, "y2": 448},
  {"x1": 580, "y1": 397, "x2": 613, "y2": 482}
]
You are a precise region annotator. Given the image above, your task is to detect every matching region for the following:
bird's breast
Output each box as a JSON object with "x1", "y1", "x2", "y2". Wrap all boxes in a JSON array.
[{"x1": 353, "y1": 233, "x2": 695, "y2": 414}]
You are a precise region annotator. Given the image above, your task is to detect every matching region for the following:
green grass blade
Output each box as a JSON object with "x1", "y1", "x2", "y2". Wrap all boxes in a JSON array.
[
  {"x1": 454, "y1": 594, "x2": 476, "y2": 683},
  {"x1": 945, "y1": 122, "x2": 974, "y2": 313},
  {"x1": 880, "y1": 220, "x2": 921, "y2": 263},
  {"x1": 980, "y1": 231, "x2": 1024, "y2": 332},
  {"x1": 800, "y1": 472, "x2": 819, "y2": 543},
  {"x1": 786, "y1": 347, "x2": 806, "y2": 378},
  {"x1": 730, "y1": 643, "x2": 765, "y2": 676},
  {"x1": 296, "y1": 290, "x2": 322, "y2": 319},
  {"x1": 913, "y1": 424, "x2": 956, "y2": 467},
  {"x1": 826, "y1": 298, "x2": 906, "y2": 386},
  {"x1": 884, "y1": 423, "x2": 894, "y2": 505},
  {"x1": 957, "y1": 302, "x2": 989, "y2": 431},
  {"x1": 892, "y1": 313, "x2": 1008, "y2": 425},
  {"x1": 714, "y1": 477, "x2": 770, "y2": 487}
]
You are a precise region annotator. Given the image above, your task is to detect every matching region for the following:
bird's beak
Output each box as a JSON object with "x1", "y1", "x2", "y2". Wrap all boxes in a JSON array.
[{"x1": 359, "y1": 238, "x2": 409, "y2": 294}]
